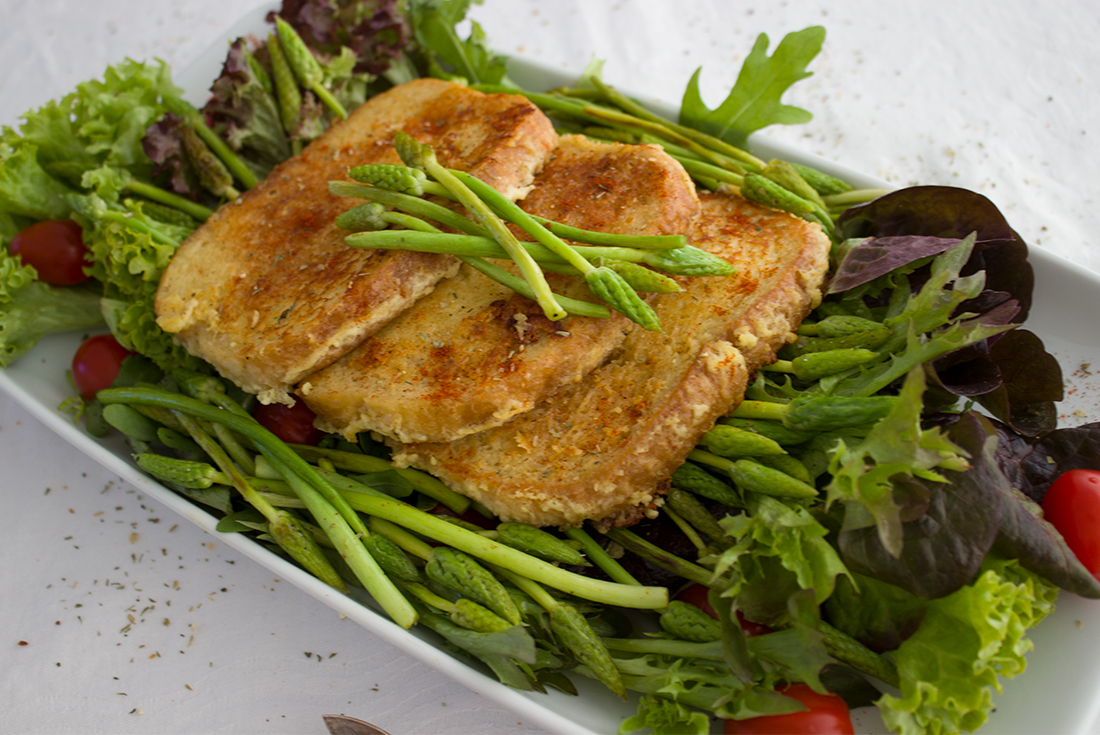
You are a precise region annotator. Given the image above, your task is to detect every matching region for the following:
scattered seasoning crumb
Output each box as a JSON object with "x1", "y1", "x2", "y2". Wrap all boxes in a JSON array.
[{"x1": 17, "y1": 641, "x2": 28, "y2": 646}]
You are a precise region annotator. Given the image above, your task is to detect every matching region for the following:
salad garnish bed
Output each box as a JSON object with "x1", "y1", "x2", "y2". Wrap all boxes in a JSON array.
[{"x1": 3, "y1": 2, "x2": 1100, "y2": 733}]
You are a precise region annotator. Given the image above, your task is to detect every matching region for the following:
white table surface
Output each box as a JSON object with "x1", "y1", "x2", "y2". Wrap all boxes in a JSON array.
[{"x1": 2, "y1": 1, "x2": 1099, "y2": 733}]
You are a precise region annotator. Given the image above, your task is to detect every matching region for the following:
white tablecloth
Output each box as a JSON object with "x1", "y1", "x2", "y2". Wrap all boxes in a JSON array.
[{"x1": 2, "y1": 1, "x2": 1099, "y2": 733}]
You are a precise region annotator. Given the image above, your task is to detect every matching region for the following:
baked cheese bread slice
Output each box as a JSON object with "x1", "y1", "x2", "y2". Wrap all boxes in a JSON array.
[
  {"x1": 389, "y1": 192, "x2": 831, "y2": 528},
  {"x1": 154, "y1": 78, "x2": 557, "y2": 404},
  {"x1": 301, "y1": 135, "x2": 699, "y2": 443}
]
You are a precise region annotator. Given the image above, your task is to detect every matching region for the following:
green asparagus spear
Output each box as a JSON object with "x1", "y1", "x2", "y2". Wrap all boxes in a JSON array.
[
  {"x1": 274, "y1": 16, "x2": 348, "y2": 120},
  {"x1": 267, "y1": 31, "x2": 303, "y2": 145},
  {"x1": 497, "y1": 523, "x2": 589, "y2": 567},
  {"x1": 161, "y1": 94, "x2": 258, "y2": 191},
  {"x1": 394, "y1": 131, "x2": 567, "y2": 322}
]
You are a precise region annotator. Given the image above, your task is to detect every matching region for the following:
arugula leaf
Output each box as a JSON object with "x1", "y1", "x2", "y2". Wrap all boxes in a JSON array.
[
  {"x1": 679, "y1": 26, "x2": 824, "y2": 148},
  {"x1": 407, "y1": 0, "x2": 508, "y2": 85},
  {"x1": 828, "y1": 368, "x2": 972, "y2": 561}
]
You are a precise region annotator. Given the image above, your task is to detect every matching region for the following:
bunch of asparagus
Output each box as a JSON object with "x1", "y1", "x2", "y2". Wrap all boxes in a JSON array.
[
  {"x1": 473, "y1": 77, "x2": 889, "y2": 246},
  {"x1": 329, "y1": 131, "x2": 736, "y2": 330}
]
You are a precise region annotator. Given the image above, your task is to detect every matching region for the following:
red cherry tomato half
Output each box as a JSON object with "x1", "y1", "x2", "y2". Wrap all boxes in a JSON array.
[
  {"x1": 10, "y1": 219, "x2": 92, "y2": 286},
  {"x1": 1042, "y1": 469, "x2": 1100, "y2": 581},
  {"x1": 674, "y1": 583, "x2": 773, "y2": 635},
  {"x1": 724, "y1": 683, "x2": 854, "y2": 735},
  {"x1": 675, "y1": 583, "x2": 717, "y2": 618},
  {"x1": 71, "y1": 334, "x2": 133, "y2": 401},
  {"x1": 253, "y1": 399, "x2": 325, "y2": 445}
]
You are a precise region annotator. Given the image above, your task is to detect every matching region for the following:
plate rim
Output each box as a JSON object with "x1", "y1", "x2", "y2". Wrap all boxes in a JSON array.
[{"x1": 4, "y1": 4, "x2": 1100, "y2": 734}]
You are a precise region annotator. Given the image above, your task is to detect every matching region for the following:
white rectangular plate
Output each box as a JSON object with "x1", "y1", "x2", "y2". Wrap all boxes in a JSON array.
[{"x1": 4, "y1": 4, "x2": 1100, "y2": 734}]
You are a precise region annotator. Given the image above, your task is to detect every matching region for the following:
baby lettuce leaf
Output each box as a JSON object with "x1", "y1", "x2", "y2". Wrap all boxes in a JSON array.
[
  {"x1": 0, "y1": 143, "x2": 78, "y2": 221},
  {"x1": 823, "y1": 572, "x2": 929, "y2": 654},
  {"x1": 992, "y1": 420, "x2": 1100, "y2": 503},
  {"x1": 0, "y1": 279, "x2": 104, "y2": 368},
  {"x1": 407, "y1": 0, "x2": 508, "y2": 85},
  {"x1": 832, "y1": 187, "x2": 1063, "y2": 433},
  {"x1": 679, "y1": 26, "x2": 824, "y2": 149},
  {"x1": 827, "y1": 235, "x2": 960, "y2": 294},
  {"x1": 712, "y1": 494, "x2": 851, "y2": 621},
  {"x1": 618, "y1": 694, "x2": 710, "y2": 735},
  {"x1": 838, "y1": 409, "x2": 1100, "y2": 600},
  {"x1": 828, "y1": 368, "x2": 973, "y2": 564}
]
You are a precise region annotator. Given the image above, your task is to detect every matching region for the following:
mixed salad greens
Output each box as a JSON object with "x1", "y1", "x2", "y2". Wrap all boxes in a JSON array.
[{"x1": 4, "y1": 1, "x2": 1100, "y2": 733}]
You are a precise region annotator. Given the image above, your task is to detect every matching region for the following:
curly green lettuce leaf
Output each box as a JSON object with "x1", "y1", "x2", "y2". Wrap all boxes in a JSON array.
[
  {"x1": 14, "y1": 58, "x2": 178, "y2": 185},
  {"x1": 619, "y1": 694, "x2": 710, "y2": 735},
  {"x1": 0, "y1": 142, "x2": 78, "y2": 220},
  {"x1": 67, "y1": 59, "x2": 180, "y2": 171},
  {"x1": 1, "y1": 246, "x2": 37, "y2": 304},
  {"x1": 67, "y1": 195, "x2": 204, "y2": 373},
  {"x1": 711, "y1": 495, "x2": 851, "y2": 624},
  {"x1": 67, "y1": 194, "x2": 189, "y2": 301},
  {"x1": 101, "y1": 297, "x2": 205, "y2": 374},
  {"x1": 2, "y1": 241, "x2": 104, "y2": 366},
  {"x1": 0, "y1": 279, "x2": 104, "y2": 368},
  {"x1": 679, "y1": 26, "x2": 824, "y2": 148},
  {"x1": 878, "y1": 557, "x2": 1058, "y2": 735}
]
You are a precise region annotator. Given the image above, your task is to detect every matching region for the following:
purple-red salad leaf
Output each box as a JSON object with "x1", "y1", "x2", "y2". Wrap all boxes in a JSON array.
[
  {"x1": 827, "y1": 235, "x2": 959, "y2": 294},
  {"x1": 952, "y1": 413, "x2": 1100, "y2": 598},
  {"x1": 201, "y1": 39, "x2": 292, "y2": 179},
  {"x1": 836, "y1": 412, "x2": 1004, "y2": 599},
  {"x1": 274, "y1": 0, "x2": 410, "y2": 75},
  {"x1": 988, "y1": 420, "x2": 1100, "y2": 504},
  {"x1": 142, "y1": 114, "x2": 206, "y2": 202},
  {"x1": 836, "y1": 185, "x2": 1034, "y2": 320},
  {"x1": 929, "y1": 327, "x2": 1062, "y2": 437}
]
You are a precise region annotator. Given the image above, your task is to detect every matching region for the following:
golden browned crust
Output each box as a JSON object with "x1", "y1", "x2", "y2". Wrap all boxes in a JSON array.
[
  {"x1": 301, "y1": 135, "x2": 700, "y2": 443},
  {"x1": 389, "y1": 192, "x2": 831, "y2": 528},
  {"x1": 154, "y1": 79, "x2": 557, "y2": 404}
]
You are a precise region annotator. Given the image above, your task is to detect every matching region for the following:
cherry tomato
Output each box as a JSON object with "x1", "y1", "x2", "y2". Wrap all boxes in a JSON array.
[
  {"x1": 724, "y1": 683, "x2": 854, "y2": 735},
  {"x1": 71, "y1": 334, "x2": 133, "y2": 401},
  {"x1": 253, "y1": 399, "x2": 325, "y2": 445},
  {"x1": 1042, "y1": 469, "x2": 1100, "y2": 581},
  {"x1": 674, "y1": 583, "x2": 772, "y2": 635},
  {"x1": 10, "y1": 219, "x2": 92, "y2": 286},
  {"x1": 675, "y1": 582, "x2": 718, "y2": 618}
]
